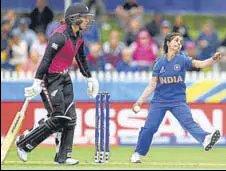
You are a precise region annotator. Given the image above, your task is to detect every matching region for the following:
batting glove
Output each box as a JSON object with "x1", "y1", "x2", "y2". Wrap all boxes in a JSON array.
[
  {"x1": 212, "y1": 52, "x2": 222, "y2": 61},
  {"x1": 87, "y1": 77, "x2": 99, "y2": 98},
  {"x1": 24, "y1": 79, "x2": 42, "y2": 100}
]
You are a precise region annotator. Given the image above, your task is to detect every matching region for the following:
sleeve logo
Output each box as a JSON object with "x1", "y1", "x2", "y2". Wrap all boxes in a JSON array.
[
  {"x1": 51, "y1": 43, "x2": 58, "y2": 50},
  {"x1": 160, "y1": 66, "x2": 166, "y2": 73}
]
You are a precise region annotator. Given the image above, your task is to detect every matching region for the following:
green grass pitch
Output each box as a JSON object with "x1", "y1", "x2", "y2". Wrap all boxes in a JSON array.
[{"x1": 1, "y1": 146, "x2": 226, "y2": 170}]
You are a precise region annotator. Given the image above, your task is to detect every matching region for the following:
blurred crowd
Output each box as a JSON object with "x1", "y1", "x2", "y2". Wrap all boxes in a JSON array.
[{"x1": 1, "y1": 0, "x2": 226, "y2": 75}]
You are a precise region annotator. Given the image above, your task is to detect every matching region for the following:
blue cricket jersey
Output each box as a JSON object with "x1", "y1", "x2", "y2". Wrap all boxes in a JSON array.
[{"x1": 151, "y1": 52, "x2": 192, "y2": 103}]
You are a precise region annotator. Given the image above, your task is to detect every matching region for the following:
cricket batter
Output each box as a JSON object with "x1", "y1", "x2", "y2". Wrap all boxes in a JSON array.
[
  {"x1": 131, "y1": 32, "x2": 222, "y2": 163},
  {"x1": 16, "y1": 3, "x2": 99, "y2": 165}
]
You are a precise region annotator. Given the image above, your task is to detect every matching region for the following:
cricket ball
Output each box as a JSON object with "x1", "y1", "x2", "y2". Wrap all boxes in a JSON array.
[{"x1": 133, "y1": 105, "x2": 141, "y2": 113}]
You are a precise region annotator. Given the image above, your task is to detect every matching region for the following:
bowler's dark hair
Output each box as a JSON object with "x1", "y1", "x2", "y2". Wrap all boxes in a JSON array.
[{"x1": 163, "y1": 32, "x2": 183, "y2": 53}]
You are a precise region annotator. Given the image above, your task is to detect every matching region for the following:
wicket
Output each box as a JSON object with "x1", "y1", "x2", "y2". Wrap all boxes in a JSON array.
[{"x1": 95, "y1": 92, "x2": 110, "y2": 163}]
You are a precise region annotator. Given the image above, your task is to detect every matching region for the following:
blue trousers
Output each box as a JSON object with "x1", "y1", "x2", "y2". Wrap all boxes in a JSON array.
[{"x1": 135, "y1": 102, "x2": 209, "y2": 156}]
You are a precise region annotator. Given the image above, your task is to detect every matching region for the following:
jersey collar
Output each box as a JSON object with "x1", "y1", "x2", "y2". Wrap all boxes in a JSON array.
[
  {"x1": 164, "y1": 52, "x2": 181, "y2": 62},
  {"x1": 67, "y1": 25, "x2": 81, "y2": 40}
]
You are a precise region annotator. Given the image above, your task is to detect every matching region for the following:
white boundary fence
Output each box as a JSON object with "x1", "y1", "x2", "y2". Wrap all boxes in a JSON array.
[{"x1": 1, "y1": 70, "x2": 226, "y2": 82}]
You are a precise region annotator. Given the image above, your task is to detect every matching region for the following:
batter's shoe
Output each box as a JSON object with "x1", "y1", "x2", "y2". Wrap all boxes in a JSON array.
[
  {"x1": 130, "y1": 152, "x2": 141, "y2": 163},
  {"x1": 203, "y1": 130, "x2": 221, "y2": 151},
  {"x1": 54, "y1": 158, "x2": 79, "y2": 165},
  {"x1": 16, "y1": 136, "x2": 27, "y2": 162}
]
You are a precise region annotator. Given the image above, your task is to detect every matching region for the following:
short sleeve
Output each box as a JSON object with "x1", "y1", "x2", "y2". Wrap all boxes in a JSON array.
[
  {"x1": 184, "y1": 54, "x2": 193, "y2": 70},
  {"x1": 152, "y1": 58, "x2": 161, "y2": 77}
]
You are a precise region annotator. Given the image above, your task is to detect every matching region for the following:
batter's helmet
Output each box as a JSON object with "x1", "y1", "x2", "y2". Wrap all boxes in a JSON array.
[{"x1": 65, "y1": 3, "x2": 94, "y2": 26}]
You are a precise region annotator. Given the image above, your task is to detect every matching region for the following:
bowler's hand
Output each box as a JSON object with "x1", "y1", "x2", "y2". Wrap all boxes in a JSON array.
[
  {"x1": 132, "y1": 102, "x2": 142, "y2": 114},
  {"x1": 24, "y1": 79, "x2": 42, "y2": 100},
  {"x1": 87, "y1": 77, "x2": 99, "y2": 98}
]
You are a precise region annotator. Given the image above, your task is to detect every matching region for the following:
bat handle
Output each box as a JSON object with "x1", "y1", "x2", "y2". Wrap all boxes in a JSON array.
[{"x1": 20, "y1": 98, "x2": 30, "y2": 114}]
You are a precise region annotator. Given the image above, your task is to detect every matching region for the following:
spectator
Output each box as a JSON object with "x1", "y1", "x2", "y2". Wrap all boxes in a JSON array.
[
  {"x1": 184, "y1": 41, "x2": 201, "y2": 72},
  {"x1": 83, "y1": 0, "x2": 106, "y2": 26},
  {"x1": 123, "y1": 18, "x2": 143, "y2": 46},
  {"x1": 7, "y1": 33, "x2": 28, "y2": 71},
  {"x1": 130, "y1": 30, "x2": 158, "y2": 71},
  {"x1": 172, "y1": 15, "x2": 191, "y2": 41},
  {"x1": 213, "y1": 37, "x2": 226, "y2": 72},
  {"x1": 12, "y1": 18, "x2": 37, "y2": 52},
  {"x1": 45, "y1": 13, "x2": 64, "y2": 39},
  {"x1": 2, "y1": 9, "x2": 20, "y2": 29},
  {"x1": 220, "y1": 36, "x2": 226, "y2": 47},
  {"x1": 21, "y1": 49, "x2": 40, "y2": 74},
  {"x1": 154, "y1": 20, "x2": 171, "y2": 49},
  {"x1": 30, "y1": 31, "x2": 47, "y2": 60},
  {"x1": 157, "y1": 46, "x2": 165, "y2": 57},
  {"x1": 87, "y1": 43, "x2": 105, "y2": 71},
  {"x1": 145, "y1": 14, "x2": 164, "y2": 37},
  {"x1": 83, "y1": 22, "x2": 101, "y2": 55},
  {"x1": 1, "y1": 19, "x2": 12, "y2": 52},
  {"x1": 1, "y1": 19, "x2": 13, "y2": 70},
  {"x1": 196, "y1": 20, "x2": 220, "y2": 60},
  {"x1": 115, "y1": 0, "x2": 144, "y2": 31},
  {"x1": 29, "y1": 0, "x2": 54, "y2": 33},
  {"x1": 103, "y1": 30, "x2": 126, "y2": 68},
  {"x1": 115, "y1": 48, "x2": 140, "y2": 72}
]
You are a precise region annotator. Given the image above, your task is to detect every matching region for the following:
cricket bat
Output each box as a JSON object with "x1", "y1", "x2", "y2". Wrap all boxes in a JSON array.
[{"x1": 1, "y1": 98, "x2": 29, "y2": 164}]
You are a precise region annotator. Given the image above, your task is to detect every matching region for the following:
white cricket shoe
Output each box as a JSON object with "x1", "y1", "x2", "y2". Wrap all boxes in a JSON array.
[
  {"x1": 16, "y1": 137, "x2": 28, "y2": 162},
  {"x1": 130, "y1": 152, "x2": 141, "y2": 163},
  {"x1": 203, "y1": 130, "x2": 221, "y2": 151},
  {"x1": 16, "y1": 146, "x2": 28, "y2": 162},
  {"x1": 55, "y1": 158, "x2": 79, "y2": 165}
]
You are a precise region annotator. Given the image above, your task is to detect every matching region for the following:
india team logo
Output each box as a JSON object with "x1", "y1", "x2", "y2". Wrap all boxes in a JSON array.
[{"x1": 174, "y1": 64, "x2": 181, "y2": 71}]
